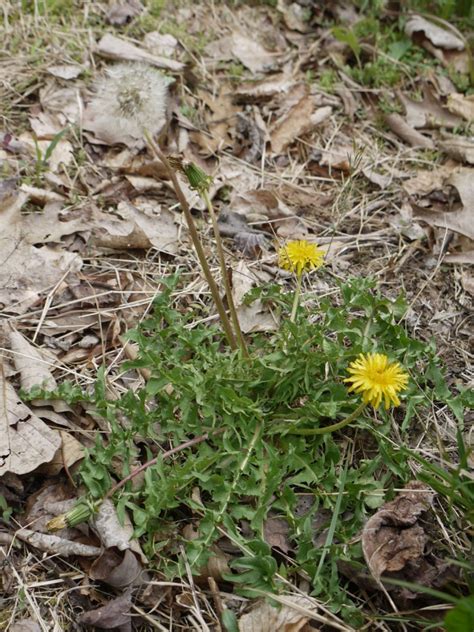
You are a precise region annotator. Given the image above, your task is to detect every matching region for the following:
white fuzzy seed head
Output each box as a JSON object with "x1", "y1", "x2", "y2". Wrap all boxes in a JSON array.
[{"x1": 86, "y1": 63, "x2": 170, "y2": 145}]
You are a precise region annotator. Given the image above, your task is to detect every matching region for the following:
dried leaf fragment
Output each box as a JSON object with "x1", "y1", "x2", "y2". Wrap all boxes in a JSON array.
[
  {"x1": 362, "y1": 481, "x2": 434, "y2": 582},
  {"x1": 0, "y1": 371, "x2": 61, "y2": 476},
  {"x1": 238, "y1": 596, "x2": 317, "y2": 632},
  {"x1": 405, "y1": 15, "x2": 464, "y2": 50}
]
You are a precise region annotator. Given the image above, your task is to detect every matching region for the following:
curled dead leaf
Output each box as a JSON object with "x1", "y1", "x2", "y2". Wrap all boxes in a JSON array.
[{"x1": 362, "y1": 481, "x2": 434, "y2": 583}]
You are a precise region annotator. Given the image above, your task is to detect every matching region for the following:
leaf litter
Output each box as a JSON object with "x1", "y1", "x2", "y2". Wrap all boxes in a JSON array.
[{"x1": 0, "y1": 0, "x2": 473, "y2": 629}]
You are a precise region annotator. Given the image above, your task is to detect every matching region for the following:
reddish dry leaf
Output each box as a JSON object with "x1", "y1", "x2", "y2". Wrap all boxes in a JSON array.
[
  {"x1": 271, "y1": 96, "x2": 316, "y2": 153},
  {"x1": 362, "y1": 481, "x2": 434, "y2": 582}
]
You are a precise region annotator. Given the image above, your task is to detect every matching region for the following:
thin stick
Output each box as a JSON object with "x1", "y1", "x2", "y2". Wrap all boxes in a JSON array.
[
  {"x1": 143, "y1": 130, "x2": 237, "y2": 350},
  {"x1": 202, "y1": 189, "x2": 249, "y2": 357}
]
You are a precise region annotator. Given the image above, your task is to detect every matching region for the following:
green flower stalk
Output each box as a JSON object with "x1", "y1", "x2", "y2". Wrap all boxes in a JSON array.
[{"x1": 183, "y1": 162, "x2": 249, "y2": 357}]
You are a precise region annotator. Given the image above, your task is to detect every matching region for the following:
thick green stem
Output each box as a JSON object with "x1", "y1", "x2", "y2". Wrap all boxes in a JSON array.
[
  {"x1": 143, "y1": 130, "x2": 237, "y2": 350},
  {"x1": 286, "y1": 401, "x2": 367, "y2": 435},
  {"x1": 290, "y1": 272, "x2": 303, "y2": 323},
  {"x1": 202, "y1": 189, "x2": 249, "y2": 358}
]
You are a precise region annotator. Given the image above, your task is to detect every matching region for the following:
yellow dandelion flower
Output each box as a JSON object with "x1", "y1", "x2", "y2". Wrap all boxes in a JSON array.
[
  {"x1": 278, "y1": 240, "x2": 325, "y2": 276},
  {"x1": 344, "y1": 352, "x2": 409, "y2": 409}
]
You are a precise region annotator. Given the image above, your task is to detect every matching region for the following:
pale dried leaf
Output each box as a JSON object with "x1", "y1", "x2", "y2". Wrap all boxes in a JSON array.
[
  {"x1": 96, "y1": 33, "x2": 184, "y2": 71},
  {"x1": 405, "y1": 15, "x2": 464, "y2": 50},
  {"x1": 362, "y1": 482, "x2": 435, "y2": 582},
  {"x1": 93, "y1": 200, "x2": 179, "y2": 254},
  {"x1": 144, "y1": 31, "x2": 178, "y2": 57},
  {"x1": 42, "y1": 431, "x2": 85, "y2": 475},
  {"x1": 0, "y1": 372, "x2": 61, "y2": 476},
  {"x1": 232, "y1": 261, "x2": 278, "y2": 333},
  {"x1": 93, "y1": 499, "x2": 147, "y2": 563},
  {"x1": 238, "y1": 596, "x2": 316, "y2": 632},
  {"x1": 398, "y1": 88, "x2": 462, "y2": 129},
  {"x1": 402, "y1": 164, "x2": 456, "y2": 196},
  {"x1": 230, "y1": 33, "x2": 275, "y2": 73},
  {"x1": 47, "y1": 64, "x2": 83, "y2": 80},
  {"x1": 439, "y1": 134, "x2": 474, "y2": 164},
  {"x1": 234, "y1": 75, "x2": 296, "y2": 103},
  {"x1": 7, "y1": 327, "x2": 57, "y2": 391},
  {"x1": 277, "y1": 0, "x2": 311, "y2": 33},
  {"x1": 39, "y1": 81, "x2": 82, "y2": 125},
  {"x1": 447, "y1": 93, "x2": 474, "y2": 121},
  {"x1": 11, "y1": 619, "x2": 42, "y2": 632}
]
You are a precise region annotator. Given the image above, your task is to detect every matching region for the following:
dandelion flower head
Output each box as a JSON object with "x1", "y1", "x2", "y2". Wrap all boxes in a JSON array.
[
  {"x1": 278, "y1": 240, "x2": 325, "y2": 276},
  {"x1": 86, "y1": 63, "x2": 170, "y2": 145},
  {"x1": 344, "y1": 352, "x2": 409, "y2": 409}
]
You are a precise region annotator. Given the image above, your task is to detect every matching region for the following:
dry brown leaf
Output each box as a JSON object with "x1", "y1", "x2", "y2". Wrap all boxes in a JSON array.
[
  {"x1": 41, "y1": 431, "x2": 84, "y2": 475},
  {"x1": 362, "y1": 482, "x2": 435, "y2": 582},
  {"x1": 91, "y1": 548, "x2": 143, "y2": 589},
  {"x1": 106, "y1": 0, "x2": 143, "y2": 25},
  {"x1": 398, "y1": 87, "x2": 462, "y2": 129},
  {"x1": 79, "y1": 589, "x2": 132, "y2": 631},
  {"x1": 405, "y1": 15, "x2": 464, "y2": 50},
  {"x1": 447, "y1": 93, "x2": 474, "y2": 121},
  {"x1": 402, "y1": 163, "x2": 456, "y2": 196},
  {"x1": 7, "y1": 327, "x2": 57, "y2": 391},
  {"x1": 271, "y1": 98, "x2": 329, "y2": 154},
  {"x1": 16, "y1": 527, "x2": 100, "y2": 556},
  {"x1": 0, "y1": 188, "x2": 82, "y2": 313},
  {"x1": 264, "y1": 516, "x2": 292, "y2": 553},
  {"x1": 232, "y1": 261, "x2": 278, "y2": 333},
  {"x1": 439, "y1": 134, "x2": 474, "y2": 164},
  {"x1": 0, "y1": 370, "x2": 61, "y2": 476},
  {"x1": 238, "y1": 596, "x2": 317, "y2": 632},
  {"x1": 96, "y1": 33, "x2": 184, "y2": 72},
  {"x1": 92, "y1": 200, "x2": 180, "y2": 254},
  {"x1": 193, "y1": 86, "x2": 238, "y2": 153},
  {"x1": 385, "y1": 112, "x2": 435, "y2": 149}
]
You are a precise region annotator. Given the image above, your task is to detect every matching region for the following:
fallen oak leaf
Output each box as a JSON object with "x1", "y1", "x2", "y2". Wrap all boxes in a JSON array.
[
  {"x1": 362, "y1": 481, "x2": 434, "y2": 583},
  {"x1": 0, "y1": 368, "x2": 61, "y2": 476}
]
